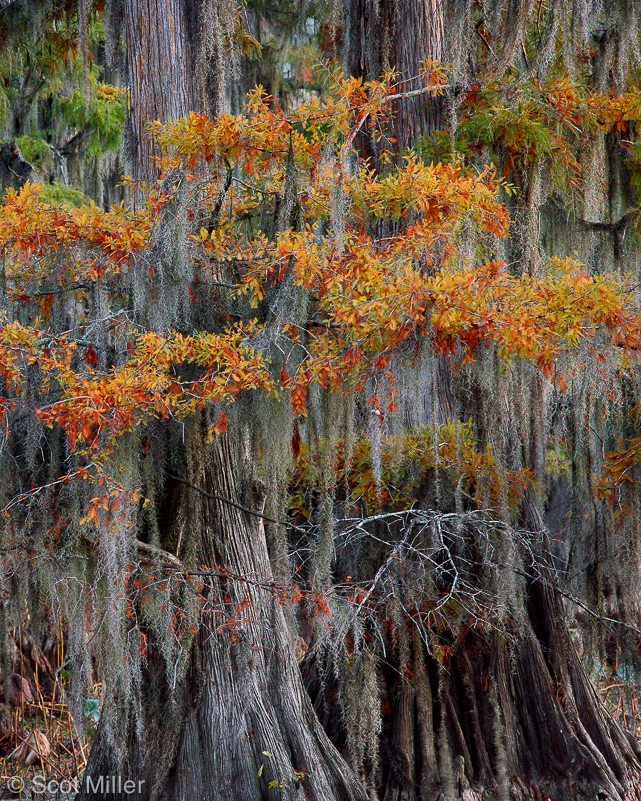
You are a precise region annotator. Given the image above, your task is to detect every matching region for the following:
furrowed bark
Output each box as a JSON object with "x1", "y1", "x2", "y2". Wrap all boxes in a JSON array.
[{"x1": 79, "y1": 428, "x2": 369, "y2": 801}]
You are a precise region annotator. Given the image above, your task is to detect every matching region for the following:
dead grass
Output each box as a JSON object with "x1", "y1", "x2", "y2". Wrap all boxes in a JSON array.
[
  {"x1": 598, "y1": 673, "x2": 641, "y2": 741},
  {"x1": 0, "y1": 670, "x2": 93, "y2": 800}
]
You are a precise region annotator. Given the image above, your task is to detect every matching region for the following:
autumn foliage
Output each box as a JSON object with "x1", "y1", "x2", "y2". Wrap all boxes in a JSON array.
[{"x1": 0, "y1": 69, "x2": 640, "y2": 515}]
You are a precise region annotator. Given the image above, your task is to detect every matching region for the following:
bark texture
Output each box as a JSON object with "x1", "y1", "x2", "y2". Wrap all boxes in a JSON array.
[
  {"x1": 123, "y1": 0, "x2": 198, "y2": 184},
  {"x1": 79, "y1": 428, "x2": 369, "y2": 801},
  {"x1": 305, "y1": 562, "x2": 641, "y2": 801},
  {"x1": 344, "y1": 0, "x2": 445, "y2": 161}
]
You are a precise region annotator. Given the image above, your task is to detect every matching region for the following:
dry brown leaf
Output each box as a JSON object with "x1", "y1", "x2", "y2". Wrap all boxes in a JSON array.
[{"x1": 8, "y1": 730, "x2": 51, "y2": 767}]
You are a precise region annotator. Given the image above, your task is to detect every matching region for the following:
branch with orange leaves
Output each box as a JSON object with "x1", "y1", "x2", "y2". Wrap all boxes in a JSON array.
[{"x1": 339, "y1": 73, "x2": 451, "y2": 174}]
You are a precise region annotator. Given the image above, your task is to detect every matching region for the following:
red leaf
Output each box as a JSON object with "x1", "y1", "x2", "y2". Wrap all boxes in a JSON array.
[{"x1": 84, "y1": 346, "x2": 98, "y2": 365}]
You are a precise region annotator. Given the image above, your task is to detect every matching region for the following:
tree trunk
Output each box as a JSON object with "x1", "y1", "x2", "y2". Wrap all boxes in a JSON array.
[
  {"x1": 335, "y1": 1, "x2": 641, "y2": 795},
  {"x1": 78, "y1": 427, "x2": 369, "y2": 801},
  {"x1": 77, "y1": 7, "x2": 370, "y2": 798},
  {"x1": 122, "y1": 0, "x2": 199, "y2": 185},
  {"x1": 343, "y1": 0, "x2": 444, "y2": 164},
  {"x1": 304, "y1": 556, "x2": 641, "y2": 801}
]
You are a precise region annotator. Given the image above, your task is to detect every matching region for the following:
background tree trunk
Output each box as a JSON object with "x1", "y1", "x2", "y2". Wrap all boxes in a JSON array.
[
  {"x1": 123, "y1": 0, "x2": 198, "y2": 185},
  {"x1": 305, "y1": 5, "x2": 641, "y2": 797},
  {"x1": 343, "y1": 0, "x2": 445, "y2": 156}
]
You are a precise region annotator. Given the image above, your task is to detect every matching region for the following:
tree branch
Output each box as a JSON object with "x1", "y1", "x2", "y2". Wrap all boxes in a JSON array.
[
  {"x1": 339, "y1": 81, "x2": 452, "y2": 173},
  {"x1": 579, "y1": 212, "x2": 635, "y2": 232},
  {"x1": 135, "y1": 539, "x2": 184, "y2": 568}
]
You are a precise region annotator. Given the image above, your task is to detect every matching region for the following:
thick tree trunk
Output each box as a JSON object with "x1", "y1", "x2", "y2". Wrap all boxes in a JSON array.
[
  {"x1": 343, "y1": 0, "x2": 444, "y2": 163},
  {"x1": 123, "y1": 0, "x2": 202, "y2": 185},
  {"x1": 79, "y1": 7, "x2": 370, "y2": 797},
  {"x1": 339, "y1": 2, "x2": 641, "y2": 789},
  {"x1": 305, "y1": 559, "x2": 641, "y2": 801},
  {"x1": 78, "y1": 429, "x2": 369, "y2": 801}
]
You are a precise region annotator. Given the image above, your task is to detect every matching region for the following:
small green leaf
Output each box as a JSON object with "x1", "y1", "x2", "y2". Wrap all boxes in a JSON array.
[{"x1": 85, "y1": 698, "x2": 101, "y2": 722}]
